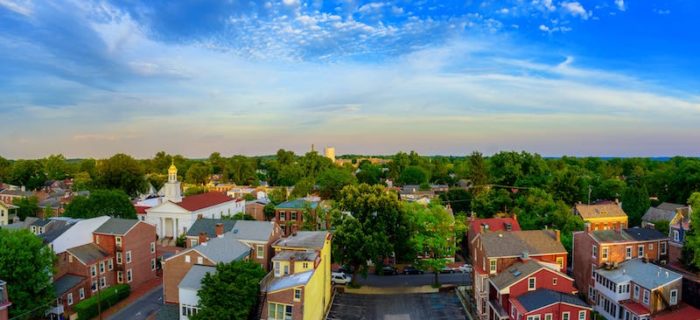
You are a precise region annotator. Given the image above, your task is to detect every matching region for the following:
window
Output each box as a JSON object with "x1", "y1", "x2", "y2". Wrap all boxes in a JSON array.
[
  {"x1": 79, "y1": 288, "x2": 85, "y2": 300},
  {"x1": 579, "y1": 311, "x2": 586, "y2": 320},
  {"x1": 67, "y1": 293, "x2": 73, "y2": 305},
  {"x1": 302, "y1": 262, "x2": 309, "y2": 269},
  {"x1": 489, "y1": 259, "x2": 497, "y2": 274},
  {"x1": 528, "y1": 277, "x2": 536, "y2": 291},
  {"x1": 151, "y1": 258, "x2": 156, "y2": 271},
  {"x1": 190, "y1": 239, "x2": 198, "y2": 247},
  {"x1": 91, "y1": 281, "x2": 97, "y2": 293},
  {"x1": 181, "y1": 304, "x2": 199, "y2": 317},
  {"x1": 556, "y1": 257, "x2": 564, "y2": 270},
  {"x1": 643, "y1": 290, "x2": 649, "y2": 305},
  {"x1": 283, "y1": 265, "x2": 289, "y2": 275},
  {"x1": 99, "y1": 261, "x2": 105, "y2": 273},
  {"x1": 100, "y1": 276, "x2": 106, "y2": 288},
  {"x1": 633, "y1": 285, "x2": 639, "y2": 299},
  {"x1": 592, "y1": 246, "x2": 598, "y2": 258},
  {"x1": 648, "y1": 243, "x2": 653, "y2": 250},
  {"x1": 185, "y1": 255, "x2": 190, "y2": 263},
  {"x1": 115, "y1": 236, "x2": 122, "y2": 247},
  {"x1": 545, "y1": 314, "x2": 553, "y2": 320},
  {"x1": 512, "y1": 306, "x2": 516, "y2": 318},
  {"x1": 291, "y1": 212, "x2": 297, "y2": 220},
  {"x1": 126, "y1": 251, "x2": 132, "y2": 263},
  {"x1": 268, "y1": 303, "x2": 293, "y2": 320},
  {"x1": 626, "y1": 246, "x2": 632, "y2": 260},
  {"x1": 117, "y1": 252, "x2": 123, "y2": 264},
  {"x1": 562, "y1": 312, "x2": 570, "y2": 320},
  {"x1": 553, "y1": 278, "x2": 558, "y2": 286},
  {"x1": 527, "y1": 316, "x2": 541, "y2": 320},
  {"x1": 274, "y1": 262, "x2": 280, "y2": 277},
  {"x1": 602, "y1": 247, "x2": 609, "y2": 260},
  {"x1": 68, "y1": 255, "x2": 73, "y2": 263},
  {"x1": 673, "y1": 230, "x2": 680, "y2": 242},
  {"x1": 294, "y1": 288, "x2": 302, "y2": 301},
  {"x1": 197, "y1": 257, "x2": 203, "y2": 264},
  {"x1": 670, "y1": 289, "x2": 678, "y2": 305},
  {"x1": 661, "y1": 242, "x2": 667, "y2": 255},
  {"x1": 117, "y1": 271, "x2": 123, "y2": 283},
  {"x1": 257, "y1": 245, "x2": 265, "y2": 259},
  {"x1": 95, "y1": 236, "x2": 100, "y2": 244},
  {"x1": 279, "y1": 212, "x2": 286, "y2": 221},
  {"x1": 638, "y1": 245, "x2": 644, "y2": 258},
  {"x1": 127, "y1": 269, "x2": 133, "y2": 283},
  {"x1": 150, "y1": 242, "x2": 156, "y2": 253},
  {"x1": 91, "y1": 265, "x2": 97, "y2": 277},
  {"x1": 108, "y1": 259, "x2": 113, "y2": 271}
]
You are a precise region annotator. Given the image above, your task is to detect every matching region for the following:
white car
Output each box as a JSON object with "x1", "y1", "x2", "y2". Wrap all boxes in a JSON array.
[
  {"x1": 456, "y1": 264, "x2": 473, "y2": 273},
  {"x1": 331, "y1": 272, "x2": 352, "y2": 285}
]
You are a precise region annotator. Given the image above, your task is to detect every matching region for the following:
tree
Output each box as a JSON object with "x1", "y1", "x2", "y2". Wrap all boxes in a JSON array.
[
  {"x1": 9, "y1": 160, "x2": 46, "y2": 190},
  {"x1": 192, "y1": 260, "x2": 266, "y2": 320},
  {"x1": 263, "y1": 203, "x2": 276, "y2": 221},
  {"x1": 186, "y1": 163, "x2": 210, "y2": 185},
  {"x1": 184, "y1": 186, "x2": 208, "y2": 196},
  {"x1": 398, "y1": 166, "x2": 429, "y2": 185},
  {"x1": 95, "y1": 154, "x2": 146, "y2": 196},
  {"x1": 513, "y1": 188, "x2": 557, "y2": 231},
  {"x1": 0, "y1": 155, "x2": 12, "y2": 182},
  {"x1": 12, "y1": 196, "x2": 39, "y2": 221},
  {"x1": 268, "y1": 188, "x2": 288, "y2": 205},
  {"x1": 63, "y1": 190, "x2": 137, "y2": 219},
  {"x1": 356, "y1": 163, "x2": 382, "y2": 185},
  {"x1": 228, "y1": 155, "x2": 257, "y2": 184},
  {"x1": 43, "y1": 154, "x2": 68, "y2": 180},
  {"x1": 43, "y1": 205, "x2": 55, "y2": 217},
  {"x1": 622, "y1": 183, "x2": 650, "y2": 227},
  {"x1": 439, "y1": 188, "x2": 472, "y2": 214},
  {"x1": 317, "y1": 168, "x2": 357, "y2": 200},
  {"x1": 72, "y1": 171, "x2": 93, "y2": 191},
  {"x1": 467, "y1": 151, "x2": 489, "y2": 193},
  {"x1": 682, "y1": 192, "x2": 700, "y2": 269},
  {"x1": 0, "y1": 229, "x2": 55, "y2": 319},
  {"x1": 290, "y1": 177, "x2": 315, "y2": 199}
]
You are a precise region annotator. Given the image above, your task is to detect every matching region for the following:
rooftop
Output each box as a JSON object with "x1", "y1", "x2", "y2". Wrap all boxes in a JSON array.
[
  {"x1": 53, "y1": 274, "x2": 85, "y2": 296},
  {"x1": 194, "y1": 234, "x2": 251, "y2": 263},
  {"x1": 590, "y1": 227, "x2": 667, "y2": 243},
  {"x1": 490, "y1": 260, "x2": 548, "y2": 290},
  {"x1": 178, "y1": 265, "x2": 216, "y2": 291},
  {"x1": 274, "y1": 231, "x2": 328, "y2": 250},
  {"x1": 642, "y1": 202, "x2": 683, "y2": 223},
  {"x1": 276, "y1": 199, "x2": 319, "y2": 210},
  {"x1": 595, "y1": 259, "x2": 682, "y2": 290},
  {"x1": 575, "y1": 202, "x2": 627, "y2": 220},
  {"x1": 480, "y1": 230, "x2": 566, "y2": 258},
  {"x1": 67, "y1": 243, "x2": 110, "y2": 265},
  {"x1": 620, "y1": 301, "x2": 650, "y2": 316},
  {"x1": 469, "y1": 217, "x2": 521, "y2": 235},
  {"x1": 652, "y1": 303, "x2": 700, "y2": 320},
  {"x1": 176, "y1": 192, "x2": 235, "y2": 211},
  {"x1": 230, "y1": 220, "x2": 276, "y2": 242},
  {"x1": 186, "y1": 219, "x2": 236, "y2": 237},
  {"x1": 272, "y1": 251, "x2": 318, "y2": 262},
  {"x1": 94, "y1": 218, "x2": 139, "y2": 235},
  {"x1": 515, "y1": 289, "x2": 590, "y2": 312},
  {"x1": 266, "y1": 270, "x2": 314, "y2": 292},
  {"x1": 38, "y1": 223, "x2": 74, "y2": 244}
]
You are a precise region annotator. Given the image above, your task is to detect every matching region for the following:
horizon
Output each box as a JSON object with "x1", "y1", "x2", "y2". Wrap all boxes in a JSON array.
[{"x1": 1, "y1": 1, "x2": 699, "y2": 158}]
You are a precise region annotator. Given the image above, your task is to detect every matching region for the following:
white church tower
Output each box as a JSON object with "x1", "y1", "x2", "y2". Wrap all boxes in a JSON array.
[{"x1": 163, "y1": 160, "x2": 182, "y2": 203}]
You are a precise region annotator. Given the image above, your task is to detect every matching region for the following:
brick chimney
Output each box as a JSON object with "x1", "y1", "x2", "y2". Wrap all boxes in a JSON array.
[
  {"x1": 215, "y1": 223, "x2": 224, "y2": 238},
  {"x1": 584, "y1": 222, "x2": 591, "y2": 233},
  {"x1": 197, "y1": 214, "x2": 203, "y2": 220},
  {"x1": 199, "y1": 232, "x2": 208, "y2": 246},
  {"x1": 554, "y1": 229, "x2": 561, "y2": 242},
  {"x1": 513, "y1": 214, "x2": 518, "y2": 222},
  {"x1": 288, "y1": 256, "x2": 295, "y2": 274}
]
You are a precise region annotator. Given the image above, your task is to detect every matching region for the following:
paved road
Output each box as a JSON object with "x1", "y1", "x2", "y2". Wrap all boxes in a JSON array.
[
  {"x1": 354, "y1": 272, "x2": 472, "y2": 287},
  {"x1": 107, "y1": 285, "x2": 163, "y2": 320},
  {"x1": 328, "y1": 292, "x2": 467, "y2": 320}
]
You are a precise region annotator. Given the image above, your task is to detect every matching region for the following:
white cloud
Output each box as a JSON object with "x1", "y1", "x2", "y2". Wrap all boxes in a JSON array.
[
  {"x1": 0, "y1": 0, "x2": 32, "y2": 16},
  {"x1": 357, "y1": 2, "x2": 385, "y2": 14},
  {"x1": 654, "y1": 9, "x2": 671, "y2": 15},
  {"x1": 560, "y1": 1, "x2": 590, "y2": 19},
  {"x1": 282, "y1": 0, "x2": 299, "y2": 7},
  {"x1": 539, "y1": 24, "x2": 550, "y2": 32},
  {"x1": 615, "y1": 0, "x2": 625, "y2": 11}
]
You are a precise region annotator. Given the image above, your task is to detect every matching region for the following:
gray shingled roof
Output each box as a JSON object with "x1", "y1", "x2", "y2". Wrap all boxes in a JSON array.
[
  {"x1": 231, "y1": 220, "x2": 275, "y2": 242},
  {"x1": 595, "y1": 259, "x2": 682, "y2": 290},
  {"x1": 194, "y1": 235, "x2": 251, "y2": 263},
  {"x1": 591, "y1": 227, "x2": 667, "y2": 243},
  {"x1": 480, "y1": 230, "x2": 566, "y2": 258},
  {"x1": 39, "y1": 224, "x2": 74, "y2": 244},
  {"x1": 67, "y1": 243, "x2": 109, "y2": 264},
  {"x1": 186, "y1": 219, "x2": 236, "y2": 237},
  {"x1": 31, "y1": 219, "x2": 52, "y2": 227},
  {"x1": 272, "y1": 251, "x2": 318, "y2": 262},
  {"x1": 516, "y1": 289, "x2": 590, "y2": 312},
  {"x1": 625, "y1": 227, "x2": 667, "y2": 241},
  {"x1": 657, "y1": 202, "x2": 685, "y2": 211},
  {"x1": 274, "y1": 231, "x2": 328, "y2": 250},
  {"x1": 94, "y1": 218, "x2": 139, "y2": 235},
  {"x1": 178, "y1": 265, "x2": 216, "y2": 291},
  {"x1": 490, "y1": 260, "x2": 544, "y2": 290},
  {"x1": 53, "y1": 274, "x2": 85, "y2": 296},
  {"x1": 642, "y1": 207, "x2": 676, "y2": 223}
]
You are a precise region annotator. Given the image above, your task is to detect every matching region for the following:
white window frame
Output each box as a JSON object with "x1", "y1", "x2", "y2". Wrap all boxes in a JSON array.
[
  {"x1": 257, "y1": 245, "x2": 265, "y2": 259},
  {"x1": 100, "y1": 276, "x2": 106, "y2": 288},
  {"x1": 67, "y1": 293, "x2": 73, "y2": 306},
  {"x1": 528, "y1": 277, "x2": 536, "y2": 290},
  {"x1": 190, "y1": 239, "x2": 198, "y2": 247},
  {"x1": 648, "y1": 243, "x2": 653, "y2": 250},
  {"x1": 293, "y1": 288, "x2": 302, "y2": 301},
  {"x1": 579, "y1": 310, "x2": 586, "y2": 320},
  {"x1": 489, "y1": 259, "x2": 497, "y2": 274},
  {"x1": 151, "y1": 258, "x2": 156, "y2": 271},
  {"x1": 99, "y1": 261, "x2": 105, "y2": 274},
  {"x1": 90, "y1": 265, "x2": 97, "y2": 277},
  {"x1": 126, "y1": 250, "x2": 132, "y2": 263},
  {"x1": 562, "y1": 312, "x2": 570, "y2": 320},
  {"x1": 638, "y1": 245, "x2": 644, "y2": 258},
  {"x1": 670, "y1": 289, "x2": 678, "y2": 305},
  {"x1": 592, "y1": 246, "x2": 598, "y2": 258},
  {"x1": 116, "y1": 252, "x2": 123, "y2": 264},
  {"x1": 115, "y1": 236, "x2": 122, "y2": 247},
  {"x1": 117, "y1": 271, "x2": 123, "y2": 283},
  {"x1": 643, "y1": 289, "x2": 649, "y2": 305},
  {"x1": 127, "y1": 269, "x2": 133, "y2": 283},
  {"x1": 626, "y1": 246, "x2": 632, "y2": 260},
  {"x1": 79, "y1": 288, "x2": 85, "y2": 300},
  {"x1": 633, "y1": 285, "x2": 639, "y2": 299},
  {"x1": 527, "y1": 316, "x2": 541, "y2": 320},
  {"x1": 553, "y1": 278, "x2": 558, "y2": 286},
  {"x1": 274, "y1": 261, "x2": 280, "y2": 277},
  {"x1": 197, "y1": 256, "x2": 204, "y2": 264},
  {"x1": 602, "y1": 247, "x2": 609, "y2": 260},
  {"x1": 545, "y1": 314, "x2": 553, "y2": 320},
  {"x1": 150, "y1": 241, "x2": 156, "y2": 253},
  {"x1": 673, "y1": 230, "x2": 680, "y2": 242},
  {"x1": 108, "y1": 258, "x2": 113, "y2": 271},
  {"x1": 661, "y1": 242, "x2": 667, "y2": 254},
  {"x1": 185, "y1": 255, "x2": 190, "y2": 263}
]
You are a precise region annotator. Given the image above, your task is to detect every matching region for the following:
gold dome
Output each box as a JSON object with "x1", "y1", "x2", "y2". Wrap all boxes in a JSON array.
[{"x1": 168, "y1": 161, "x2": 177, "y2": 174}]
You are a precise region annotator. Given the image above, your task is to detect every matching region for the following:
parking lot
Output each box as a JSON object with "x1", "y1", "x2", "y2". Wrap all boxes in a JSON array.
[{"x1": 326, "y1": 292, "x2": 467, "y2": 320}]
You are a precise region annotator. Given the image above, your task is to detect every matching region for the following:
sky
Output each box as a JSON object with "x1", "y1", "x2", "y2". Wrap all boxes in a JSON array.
[{"x1": 0, "y1": 0, "x2": 699, "y2": 159}]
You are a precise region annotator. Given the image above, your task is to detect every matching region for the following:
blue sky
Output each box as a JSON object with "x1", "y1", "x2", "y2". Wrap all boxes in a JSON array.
[{"x1": 0, "y1": 0, "x2": 699, "y2": 158}]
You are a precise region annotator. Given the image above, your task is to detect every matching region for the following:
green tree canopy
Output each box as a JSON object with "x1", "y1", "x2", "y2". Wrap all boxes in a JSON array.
[
  {"x1": 63, "y1": 189, "x2": 137, "y2": 219},
  {"x1": 95, "y1": 154, "x2": 146, "y2": 196},
  {"x1": 186, "y1": 162, "x2": 210, "y2": 185},
  {"x1": 12, "y1": 196, "x2": 39, "y2": 221},
  {"x1": 398, "y1": 166, "x2": 429, "y2": 185},
  {"x1": 317, "y1": 167, "x2": 357, "y2": 200},
  {"x1": 192, "y1": 260, "x2": 266, "y2": 320},
  {"x1": 9, "y1": 160, "x2": 46, "y2": 190},
  {"x1": 0, "y1": 229, "x2": 55, "y2": 319}
]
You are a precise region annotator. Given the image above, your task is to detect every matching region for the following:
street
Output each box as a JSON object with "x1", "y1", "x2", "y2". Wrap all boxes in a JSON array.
[
  {"x1": 354, "y1": 272, "x2": 472, "y2": 287},
  {"x1": 106, "y1": 285, "x2": 163, "y2": 320}
]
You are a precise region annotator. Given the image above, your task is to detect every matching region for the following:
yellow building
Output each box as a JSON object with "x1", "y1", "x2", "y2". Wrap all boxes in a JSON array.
[
  {"x1": 261, "y1": 231, "x2": 331, "y2": 320},
  {"x1": 574, "y1": 202, "x2": 629, "y2": 231}
]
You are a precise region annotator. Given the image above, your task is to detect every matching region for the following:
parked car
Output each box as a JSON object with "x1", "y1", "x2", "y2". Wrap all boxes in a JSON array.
[
  {"x1": 381, "y1": 265, "x2": 399, "y2": 275},
  {"x1": 403, "y1": 265, "x2": 425, "y2": 275},
  {"x1": 331, "y1": 272, "x2": 352, "y2": 285},
  {"x1": 456, "y1": 264, "x2": 473, "y2": 273},
  {"x1": 334, "y1": 265, "x2": 353, "y2": 274},
  {"x1": 439, "y1": 266, "x2": 456, "y2": 274}
]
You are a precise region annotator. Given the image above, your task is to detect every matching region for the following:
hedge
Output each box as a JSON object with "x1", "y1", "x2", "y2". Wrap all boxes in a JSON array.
[{"x1": 74, "y1": 284, "x2": 130, "y2": 319}]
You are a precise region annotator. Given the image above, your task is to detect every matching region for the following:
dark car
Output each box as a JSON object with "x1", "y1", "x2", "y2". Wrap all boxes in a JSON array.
[
  {"x1": 335, "y1": 265, "x2": 353, "y2": 274},
  {"x1": 439, "y1": 266, "x2": 456, "y2": 274},
  {"x1": 403, "y1": 266, "x2": 424, "y2": 275},
  {"x1": 381, "y1": 265, "x2": 399, "y2": 275}
]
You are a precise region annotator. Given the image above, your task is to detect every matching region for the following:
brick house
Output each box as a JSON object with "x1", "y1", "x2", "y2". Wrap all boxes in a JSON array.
[
  {"x1": 472, "y1": 230, "x2": 568, "y2": 320},
  {"x1": 510, "y1": 289, "x2": 591, "y2": 320},
  {"x1": 667, "y1": 207, "x2": 691, "y2": 264},
  {"x1": 52, "y1": 243, "x2": 113, "y2": 315},
  {"x1": 260, "y1": 231, "x2": 332, "y2": 320},
  {"x1": 274, "y1": 199, "x2": 319, "y2": 236},
  {"x1": 574, "y1": 202, "x2": 628, "y2": 231},
  {"x1": 184, "y1": 219, "x2": 236, "y2": 248},
  {"x1": 93, "y1": 218, "x2": 158, "y2": 289},
  {"x1": 0, "y1": 189, "x2": 32, "y2": 205},
  {"x1": 246, "y1": 199, "x2": 270, "y2": 221},
  {"x1": 467, "y1": 216, "x2": 521, "y2": 260},
  {"x1": 572, "y1": 224, "x2": 669, "y2": 301}
]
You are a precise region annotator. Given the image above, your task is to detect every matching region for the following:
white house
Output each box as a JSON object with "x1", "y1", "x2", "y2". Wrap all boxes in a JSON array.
[
  {"x1": 47, "y1": 216, "x2": 110, "y2": 254},
  {"x1": 145, "y1": 163, "x2": 244, "y2": 239}
]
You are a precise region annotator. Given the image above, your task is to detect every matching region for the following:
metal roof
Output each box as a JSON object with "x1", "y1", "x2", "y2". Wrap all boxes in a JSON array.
[
  {"x1": 94, "y1": 218, "x2": 139, "y2": 235},
  {"x1": 194, "y1": 235, "x2": 251, "y2": 263},
  {"x1": 53, "y1": 274, "x2": 85, "y2": 296},
  {"x1": 274, "y1": 231, "x2": 328, "y2": 250},
  {"x1": 595, "y1": 259, "x2": 682, "y2": 290},
  {"x1": 516, "y1": 289, "x2": 590, "y2": 312},
  {"x1": 266, "y1": 270, "x2": 314, "y2": 292},
  {"x1": 67, "y1": 243, "x2": 109, "y2": 265},
  {"x1": 230, "y1": 220, "x2": 275, "y2": 242},
  {"x1": 178, "y1": 265, "x2": 216, "y2": 291},
  {"x1": 275, "y1": 199, "x2": 319, "y2": 210}
]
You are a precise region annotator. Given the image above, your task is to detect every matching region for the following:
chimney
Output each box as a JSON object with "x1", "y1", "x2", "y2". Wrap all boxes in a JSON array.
[
  {"x1": 199, "y1": 232, "x2": 208, "y2": 246},
  {"x1": 288, "y1": 256, "x2": 295, "y2": 274},
  {"x1": 197, "y1": 214, "x2": 203, "y2": 220},
  {"x1": 584, "y1": 222, "x2": 592, "y2": 233},
  {"x1": 615, "y1": 222, "x2": 622, "y2": 233},
  {"x1": 215, "y1": 223, "x2": 224, "y2": 238},
  {"x1": 554, "y1": 229, "x2": 561, "y2": 242},
  {"x1": 513, "y1": 214, "x2": 517, "y2": 222}
]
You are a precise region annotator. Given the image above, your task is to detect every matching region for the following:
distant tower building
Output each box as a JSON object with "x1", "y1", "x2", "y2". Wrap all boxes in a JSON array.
[
  {"x1": 324, "y1": 147, "x2": 336, "y2": 163},
  {"x1": 163, "y1": 160, "x2": 182, "y2": 203}
]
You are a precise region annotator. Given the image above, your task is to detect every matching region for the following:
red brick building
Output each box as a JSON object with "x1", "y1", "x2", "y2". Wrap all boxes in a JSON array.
[
  {"x1": 510, "y1": 289, "x2": 591, "y2": 320},
  {"x1": 53, "y1": 243, "x2": 113, "y2": 315},
  {"x1": 274, "y1": 199, "x2": 319, "y2": 236},
  {"x1": 467, "y1": 216, "x2": 521, "y2": 260}
]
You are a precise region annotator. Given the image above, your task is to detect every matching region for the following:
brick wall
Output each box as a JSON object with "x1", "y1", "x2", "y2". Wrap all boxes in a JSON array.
[
  {"x1": 162, "y1": 250, "x2": 213, "y2": 304},
  {"x1": 261, "y1": 287, "x2": 304, "y2": 320}
]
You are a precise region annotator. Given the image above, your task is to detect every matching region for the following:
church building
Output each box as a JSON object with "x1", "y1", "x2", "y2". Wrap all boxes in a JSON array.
[{"x1": 144, "y1": 162, "x2": 245, "y2": 240}]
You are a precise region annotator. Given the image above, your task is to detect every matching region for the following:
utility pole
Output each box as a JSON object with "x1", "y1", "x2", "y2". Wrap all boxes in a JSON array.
[
  {"x1": 97, "y1": 279, "x2": 102, "y2": 320},
  {"x1": 588, "y1": 185, "x2": 592, "y2": 205}
]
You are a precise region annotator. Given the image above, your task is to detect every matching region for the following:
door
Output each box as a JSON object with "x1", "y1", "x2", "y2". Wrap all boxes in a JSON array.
[{"x1": 164, "y1": 218, "x2": 173, "y2": 238}]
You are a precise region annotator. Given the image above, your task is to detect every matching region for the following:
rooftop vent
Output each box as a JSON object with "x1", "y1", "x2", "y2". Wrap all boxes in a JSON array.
[{"x1": 505, "y1": 222, "x2": 512, "y2": 231}]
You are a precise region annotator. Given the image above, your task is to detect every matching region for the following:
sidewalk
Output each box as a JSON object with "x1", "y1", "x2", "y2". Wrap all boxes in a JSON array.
[
  {"x1": 100, "y1": 277, "x2": 163, "y2": 319},
  {"x1": 344, "y1": 285, "x2": 439, "y2": 294}
]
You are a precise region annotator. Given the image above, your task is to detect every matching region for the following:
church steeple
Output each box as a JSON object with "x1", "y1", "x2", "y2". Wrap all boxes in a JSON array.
[
  {"x1": 164, "y1": 159, "x2": 182, "y2": 203},
  {"x1": 168, "y1": 160, "x2": 178, "y2": 183}
]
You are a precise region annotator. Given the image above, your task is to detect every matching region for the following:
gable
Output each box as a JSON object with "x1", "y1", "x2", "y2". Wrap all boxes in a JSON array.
[{"x1": 146, "y1": 201, "x2": 191, "y2": 214}]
